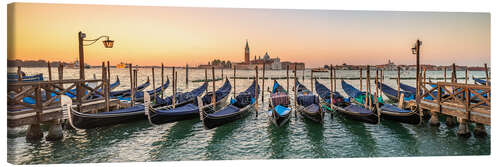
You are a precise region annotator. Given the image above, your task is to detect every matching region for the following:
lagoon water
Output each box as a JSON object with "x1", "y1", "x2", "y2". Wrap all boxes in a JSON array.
[{"x1": 7, "y1": 67, "x2": 490, "y2": 164}]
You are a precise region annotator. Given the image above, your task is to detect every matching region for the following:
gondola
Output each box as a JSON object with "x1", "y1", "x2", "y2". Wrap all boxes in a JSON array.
[
  {"x1": 267, "y1": 80, "x2": 291, "y2": 127},
  {"x1": 375, "y1": 81, "x2": 414, "y2": 102},
  {"x1": 118, "y1": 79, "x2": 170, "y2": 102},
  {"x1": 65, "y1": 81, "x2": 207, "y2": 129},
  {"x1": 8, "y1": 73, "x2": 43, "y2": 83},
  {"x1": 472, "y1": 76, "x2": 489, "y2": 85},
  {"x1": 88, "y1": 76, "x2": 121, "y2": 99},
  {"x1": 145, "y1": 79, "x2": 231, "y2": 125},
  {"x1": 199, "y1": 80, "x2": 259, "y2": 129},
  {"x1": 315, "y1": 80, "x2": 377, "y2": 124},
  {"x1": 342, "y1": 80, "x2": 420, "y2": 124},
  {"x1": 111, "y1": 78, "x2": 151, "y2": 97},
  {"x1": 295, "y1": 80, "x2": 324, "y2": 123}
]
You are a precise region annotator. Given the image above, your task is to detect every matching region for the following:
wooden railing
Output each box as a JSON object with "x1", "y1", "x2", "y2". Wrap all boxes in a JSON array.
[
  {"x1": 419, "y1": 81, "x2": 490, "y2": 123},
  {"x1": 7, "y1": 79, "x2": 105, "y2": 111}
]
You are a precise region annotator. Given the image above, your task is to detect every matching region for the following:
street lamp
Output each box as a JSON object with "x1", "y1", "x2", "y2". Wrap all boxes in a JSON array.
[{"x1": 78, "y1": 31, "x2": 114, "y2": 80}]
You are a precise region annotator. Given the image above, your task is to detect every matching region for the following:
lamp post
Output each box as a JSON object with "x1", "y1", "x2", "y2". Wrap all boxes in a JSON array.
[
  {"x1": 78, "y1": 31, "x2": 114, "y2": 80},
  {"x1": 77, "y1": 31, "x2": 114, "y2": 111}
]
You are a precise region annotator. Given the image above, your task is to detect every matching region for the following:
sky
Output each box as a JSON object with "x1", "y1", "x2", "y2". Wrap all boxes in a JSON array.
[{"x1": 7, "y1": 3, "x2": 490, "y2": 67}]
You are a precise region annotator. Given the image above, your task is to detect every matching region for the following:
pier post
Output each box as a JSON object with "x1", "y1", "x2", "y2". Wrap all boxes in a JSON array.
[
  {"x1": 443, "y1": 67, "x2": 447, "y2": 82},
  {"x1": 58, "y1": 63, "x2": 64, "y2": 87},
  {"x1": 465, "y1": 67, "x2": 468, "y2": 84},
  {"x1": 17, "y1": 66, "x2": 22, "y2": 82},
  {"x1": 221, "y1": 67, "x2": 224, "y2": 80},
  {"x1": 473, "y1": 123, "x2": 487, "y2": 137},
  {"x1": 484, "y1": 63, "x2": 489, "y2": 99},
  {"x1": 452, "y1": 63, "x2": 457, "y2": 83},
  {"x1": 26, "y1": 124, "x2": 43, "y2": 141},
  {"x1": 429, "y1": 110, "x2": 440, "y2": 126},
  {"x1": 161, "y1": 63, "x2": 164, "y2": 99},
  {"x1": 457, "y1": 118, "x2": 471, "y2": 138},
  {"x1": 234, "y1": 66, "x2": 237, "y2": 97},
  {"x1": 445, "y1": 116, "x2": 457, "y2": 127},
  {"x1": 47, "y1": 61, "x2": 52, "y2": 81},
  {"x1": 45, "y1": 119, "x2": 63, "y2": 141},
  {"x1": 294, "y1": 64, "x2": 297, "y2": 118}
]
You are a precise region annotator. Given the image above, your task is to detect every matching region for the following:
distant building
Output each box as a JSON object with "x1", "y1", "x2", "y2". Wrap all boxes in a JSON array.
[{"x1": 233, "y1": 40, "x2": 305, "y2": 70}]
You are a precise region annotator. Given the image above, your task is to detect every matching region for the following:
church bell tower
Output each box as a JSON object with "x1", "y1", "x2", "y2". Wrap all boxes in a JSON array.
[{"x1": 245, "y1": 40, "x2": 250, "y2": 63}]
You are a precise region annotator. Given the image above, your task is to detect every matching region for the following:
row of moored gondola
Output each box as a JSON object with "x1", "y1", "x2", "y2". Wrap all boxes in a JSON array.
[{"x1": 65, "y1": 76, "x2": 473, "y2": 130}]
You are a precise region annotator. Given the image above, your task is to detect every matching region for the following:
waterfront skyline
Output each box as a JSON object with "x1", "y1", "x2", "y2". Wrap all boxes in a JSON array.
[{"x1": 8, "y1": 3, "x2": 490, "y2": 67}]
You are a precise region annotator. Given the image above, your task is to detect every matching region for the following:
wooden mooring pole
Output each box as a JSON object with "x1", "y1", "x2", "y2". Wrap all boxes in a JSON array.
[
  {"x1": 47, "y1": 61, "x2": 52, "y2": 81},
  {"x1": 262, "y1": 64, "x2": 265, "y2": 103},
  {"x1": 414, "y1": 39, "x2": 423, "y2": 124},
  {"x1": 106, "y1": 61, "x2": 110, "y2": 112},
  {"x1": 359, "y1": 68, "x2": 363, "y2": 91},
  {"x1": 129, "y1": 64, "x2": 134, "y2": 106},
  {"x1": 333, "y1": 65, "x2": 337, "y2": 92},
  {"x1": 310, "y1": 70, "x2": 314, "y2": 92},
  {"x1": 161, "y1": 63, "x2": 164, "y2": 99},
  {"x1": 294, "y1": 64, "x2": 298, "y2": 118},
  {"x1": 212, "y1": 66, "x2": 216, "y2": 109},
  {"x1": 205, "y1": 68, "x2": 208, "y2": 94},
  {"x1": 186, "y1": 64, "x2": 189, "y2": 89},
  {"x1": 152, "y1": 67, "x2": 156, "y2": 104},
  {"x1": 444, "y1": 67, "x2": 447, "y2": 82},
  {"x1": 286, "y1": 65, "x2": 289, "y2": 93},
  {"x1": 58, "y1": 63, "x2": 63, "y2": 88},
  {"x1": 465, "y1": 67, "x2": 468, "y2": 84},
  {"x1": 255, "y1": 66, "x2": 259, "y2": 117},
  {"x1": 233, "y1": 66, "x2": 236, "y2": 97},
  {"x1": 329, "y1": 65, "x2": 334, "y2": 111},
  {"x1": 172, "y1": 67, "x2": 176, "y2": 108}
]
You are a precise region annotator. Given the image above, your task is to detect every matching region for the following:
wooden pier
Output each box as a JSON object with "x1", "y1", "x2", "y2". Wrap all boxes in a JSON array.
[{"x1": 7, "y1": 75, "x2": 129, "y2": 141}]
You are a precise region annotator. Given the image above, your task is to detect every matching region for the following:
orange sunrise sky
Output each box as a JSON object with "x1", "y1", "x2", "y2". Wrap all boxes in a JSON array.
[{"x1": 7, "y1": 3, "x2": 490, "y2": 67}]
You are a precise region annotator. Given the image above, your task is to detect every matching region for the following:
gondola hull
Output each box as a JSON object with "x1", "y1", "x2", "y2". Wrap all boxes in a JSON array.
[
  {"x1": 68, "y1": 105, "x2": 146, "y2": 129},
  {"x1": 320, "y1": 101, "x2": 378, "y2": 124},
  {"x1": 148, "y1": 95, "x2": 229, "y2": 124},
  {"x1": 269, "y1": 109, "x2": 291, "y2": 127},
  {"x1": 203, "y1": 104, "x2": 256, "y2": 129},
  {"x1": 296, "y1": 104, "x2": 323, "y2": 123},
  {"x1": 380, "y1": 111, "x2": 420, "y2": 124}
]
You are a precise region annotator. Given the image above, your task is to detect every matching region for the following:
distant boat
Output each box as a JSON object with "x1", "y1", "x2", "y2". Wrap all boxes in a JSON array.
[
  {"x1": 67, "y1": 60, "x2": 91, "y2": 69},
  {"x1": 116, "y1": 62, "x2": 129, "y2": 69},
  {"x1": 312, "y1": 68, "x2": 328, "y2": 73}
]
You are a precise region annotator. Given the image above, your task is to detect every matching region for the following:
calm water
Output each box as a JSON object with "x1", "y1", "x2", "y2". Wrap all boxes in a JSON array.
[{"x1": 7, "y1": 67, "x2": 490, "y2": 164}]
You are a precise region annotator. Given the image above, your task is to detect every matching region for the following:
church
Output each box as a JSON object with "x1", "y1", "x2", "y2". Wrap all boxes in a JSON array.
[{"x1": 233, "y1": 40, "x2": 305, "y2": 70}]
